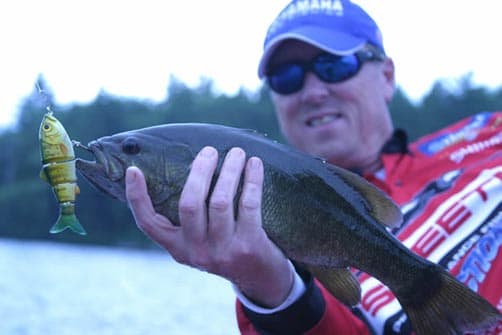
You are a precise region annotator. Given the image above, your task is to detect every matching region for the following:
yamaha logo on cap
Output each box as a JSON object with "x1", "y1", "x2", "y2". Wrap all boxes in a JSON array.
[{"x1": 266, "y1": 0, "x2": 345, "y2": 40}]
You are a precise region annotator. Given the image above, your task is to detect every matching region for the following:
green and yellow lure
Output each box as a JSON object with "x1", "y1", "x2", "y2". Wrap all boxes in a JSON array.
[{"x1": 39, "y1": 112, "x2": 86, "y2": 235}]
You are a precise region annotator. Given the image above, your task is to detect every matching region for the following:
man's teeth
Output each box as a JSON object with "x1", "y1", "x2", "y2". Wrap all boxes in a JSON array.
[{"x1": 309, "y1": 114, "x2": 340, "y2": 127}]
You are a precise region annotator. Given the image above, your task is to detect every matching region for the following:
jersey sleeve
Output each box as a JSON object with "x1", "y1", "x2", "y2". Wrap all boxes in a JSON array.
[{"x1": 236, "y1": 266, "x2": 370, "y2": 335}]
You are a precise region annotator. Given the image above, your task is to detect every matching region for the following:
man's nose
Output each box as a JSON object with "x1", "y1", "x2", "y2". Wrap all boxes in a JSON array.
[{"x1": 300, "y1": 72, "x2": 329, "y2": 105}]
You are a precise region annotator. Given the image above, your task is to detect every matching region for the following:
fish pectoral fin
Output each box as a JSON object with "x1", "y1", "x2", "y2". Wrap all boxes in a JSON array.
[
  {"x1": 306, "y1": 265, "x2": 361, "y2": 306},
  {"x1": 329, "y1": 165, "x2": 403, "y2": 228}
]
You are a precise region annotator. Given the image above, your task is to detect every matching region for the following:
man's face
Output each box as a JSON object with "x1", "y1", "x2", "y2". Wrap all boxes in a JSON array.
[{"x1": 267, "y1": 40, "x2": 396, "y2": 171}]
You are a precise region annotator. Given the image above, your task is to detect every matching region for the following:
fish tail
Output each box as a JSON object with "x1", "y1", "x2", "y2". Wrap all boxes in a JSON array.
[
  {"x1": 401, "y1": 270, "x2": 501, "y2": 335},
  {"x1": 50, "y1": 203, "x2": 87, "y2": 235}
]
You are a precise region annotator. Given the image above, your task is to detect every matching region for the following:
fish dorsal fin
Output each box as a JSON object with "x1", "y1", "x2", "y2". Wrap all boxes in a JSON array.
[
  {"x1": 328, "y1": 164, "x2": 402, "y2": 228},
  {"x1": 305, "y1": 264, "x2": 361, "y2": 306}
]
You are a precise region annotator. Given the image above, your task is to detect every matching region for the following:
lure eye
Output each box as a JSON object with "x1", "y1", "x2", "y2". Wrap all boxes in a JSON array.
[{"x1": 122, "y1": 137, "x2": 140, "y2": 155}]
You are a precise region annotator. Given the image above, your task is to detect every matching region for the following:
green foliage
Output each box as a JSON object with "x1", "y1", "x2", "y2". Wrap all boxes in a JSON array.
[
  {"x1": 389, "y1": 74, "x2": 501, "y2": 140},
  {"x1": 0, "y1": 76, "x2": 279, "y2": 248},
  {"x1": 1, "y1": 73, "x2": 501, "y2": 248}
]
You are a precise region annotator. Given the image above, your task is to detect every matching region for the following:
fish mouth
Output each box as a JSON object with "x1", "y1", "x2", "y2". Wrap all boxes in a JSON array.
[{"x1": 75, "y1": 141, "x2": 127, "y2": 202}]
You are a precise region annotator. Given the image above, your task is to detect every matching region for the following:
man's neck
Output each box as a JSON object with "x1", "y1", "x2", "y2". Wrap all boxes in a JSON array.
[{"x1": 345, "y1": 157, "x2": 384, "y2": 176}]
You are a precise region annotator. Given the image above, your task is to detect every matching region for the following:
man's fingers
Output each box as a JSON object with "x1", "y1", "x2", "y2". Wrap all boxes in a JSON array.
[
  {"x1": 125, "y1": 166, "x2": 174, "y2": 237},
  {"x1": 178, "y1": 146, "x2": 218, "y2": 244},
  {"x1": 236, "y1": 156, "x2": 264, "y2": 235},
  {"x1": 126, "y1": 166, "x2": 153, "y2": 220},
  {"x1": 208, "y1": 147, "x2": 246, "y2": 242}
]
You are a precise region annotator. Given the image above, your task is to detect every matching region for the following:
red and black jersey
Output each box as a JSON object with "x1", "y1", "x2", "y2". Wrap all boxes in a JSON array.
[{"x1": 237, "y1": 111, "x2": 502, "y2": 335}]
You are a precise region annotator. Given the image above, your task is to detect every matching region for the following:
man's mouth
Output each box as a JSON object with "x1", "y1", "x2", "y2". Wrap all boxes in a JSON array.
[{"x1": 307, "y1": 114, "x2": 343, "y2": 127}]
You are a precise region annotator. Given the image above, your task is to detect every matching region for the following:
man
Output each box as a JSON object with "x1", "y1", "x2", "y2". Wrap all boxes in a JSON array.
[{"x1": 125, "y1": 0, "x2": 502, "y2": 334}]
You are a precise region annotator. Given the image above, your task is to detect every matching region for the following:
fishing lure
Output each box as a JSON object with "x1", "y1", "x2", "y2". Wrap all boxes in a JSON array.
[{"x1": 39, "y1": 112, "x2": 86, "y2": 235}]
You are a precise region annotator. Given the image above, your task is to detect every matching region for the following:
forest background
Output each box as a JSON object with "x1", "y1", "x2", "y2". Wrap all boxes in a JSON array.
[{"x1": 1, "y1": 74, "x2": 501, "y2": 247}]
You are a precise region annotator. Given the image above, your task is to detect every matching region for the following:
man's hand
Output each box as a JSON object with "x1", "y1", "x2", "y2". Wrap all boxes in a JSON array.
[{"x1": 125, "y1": 146, "x2": 293, "y2": 308}]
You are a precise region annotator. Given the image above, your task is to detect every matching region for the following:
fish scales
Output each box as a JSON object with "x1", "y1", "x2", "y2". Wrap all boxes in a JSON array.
[
  {"x1": 116, "y1": 124, "x2": 424, "y2": 278},
  {"x1": 76, "y1": 123, "x2": 501, "y2": 334}
]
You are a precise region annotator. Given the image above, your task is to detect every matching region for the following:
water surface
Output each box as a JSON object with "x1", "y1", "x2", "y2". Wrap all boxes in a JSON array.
[{"x1": 0, "y1": 239, "x2": 238, "y2": 335}]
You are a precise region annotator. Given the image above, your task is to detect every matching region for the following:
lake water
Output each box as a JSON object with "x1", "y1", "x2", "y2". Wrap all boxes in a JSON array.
[{"x1": 0, "y1": 238, "x2": 239, "y2": 335}]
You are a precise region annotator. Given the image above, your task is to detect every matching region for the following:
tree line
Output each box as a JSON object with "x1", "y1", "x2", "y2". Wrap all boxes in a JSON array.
[{"x1": 1, "y1": 74, "x2": 500, "y2": 248}]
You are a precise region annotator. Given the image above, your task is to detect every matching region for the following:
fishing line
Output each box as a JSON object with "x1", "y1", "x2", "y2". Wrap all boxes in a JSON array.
[
  {"x1": 35, "y1": 81, "x2": 54, "y2": 115},
  {"x1": 36, "y1": 81, "x2": 84, "y2": 148}
]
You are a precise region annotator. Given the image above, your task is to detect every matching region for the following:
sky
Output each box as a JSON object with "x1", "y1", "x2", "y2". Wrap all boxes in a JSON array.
[{"x1": 1, "y1": 0, "x2": 501, "y2": 129}]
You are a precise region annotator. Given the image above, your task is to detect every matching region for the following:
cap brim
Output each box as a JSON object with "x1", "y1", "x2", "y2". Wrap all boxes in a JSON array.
[{"x1": 257, "y1": 26, "x2": 366, "y2": 78}]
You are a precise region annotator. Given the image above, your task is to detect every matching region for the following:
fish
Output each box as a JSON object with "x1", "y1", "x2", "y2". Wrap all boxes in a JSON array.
[
  {"x1": 39, "y1": 112, "x2": 86, "y2": 235},
  {"x1": 75, "y1": 123, "x2": 501, "y2": 335}
]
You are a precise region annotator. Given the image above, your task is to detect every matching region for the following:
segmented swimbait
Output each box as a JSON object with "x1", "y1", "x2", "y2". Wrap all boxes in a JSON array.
[{"x1": 39, "y1": 112, "x2": 86, "y2": 235}]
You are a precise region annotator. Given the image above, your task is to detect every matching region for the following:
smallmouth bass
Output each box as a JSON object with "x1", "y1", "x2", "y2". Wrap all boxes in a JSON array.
[
  {"x1": 39, "y1": 112, "x2": 86, "y2": 235},
  {"x1": 76, "y1": 123, "x2": 501, "y2": 334}
]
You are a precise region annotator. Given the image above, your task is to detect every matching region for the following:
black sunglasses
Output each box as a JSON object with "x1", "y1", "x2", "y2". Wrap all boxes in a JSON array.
[{"x1": 266, "y1": 48, "x2": 386, "y2": 95}]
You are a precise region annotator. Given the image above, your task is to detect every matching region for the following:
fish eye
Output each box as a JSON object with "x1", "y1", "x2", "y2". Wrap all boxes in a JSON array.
[
  {"x1": 122, "y1": 137, "x2": 140, "y2": 155},
  {"x1": 43, "y1": 123, "x2": 51, "y2": 131}
]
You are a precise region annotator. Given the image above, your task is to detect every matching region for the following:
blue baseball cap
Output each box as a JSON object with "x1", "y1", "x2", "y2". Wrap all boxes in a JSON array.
[{"x1": 258, "y1": 0, "x2": 385, "y2": 78}]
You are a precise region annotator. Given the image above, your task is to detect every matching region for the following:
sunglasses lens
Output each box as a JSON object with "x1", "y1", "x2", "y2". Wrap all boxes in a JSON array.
[
  {"x1": 267, "y1": 64, "x2": 304, "y2": 95},
  {"x1": 267, "y1": 53, "x2": 366, "y2": 95},
  {"x1": 314, "y1": 54, "x2": 360, "y2": 83}
]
